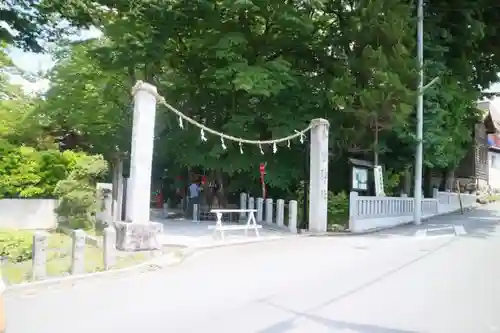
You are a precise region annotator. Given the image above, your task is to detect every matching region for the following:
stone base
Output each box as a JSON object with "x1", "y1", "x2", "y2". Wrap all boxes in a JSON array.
[{"x1": 114, "y1": 221, "x2": 163, "y2": 251}]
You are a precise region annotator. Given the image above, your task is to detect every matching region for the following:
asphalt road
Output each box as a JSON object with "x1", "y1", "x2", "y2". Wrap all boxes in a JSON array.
[{"x1": 6, "y1": 204, "x2": 500, "y2": 333}]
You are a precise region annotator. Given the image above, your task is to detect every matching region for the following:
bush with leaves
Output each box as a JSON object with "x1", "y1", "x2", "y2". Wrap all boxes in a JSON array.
[
  {"x1": 0, "y1": 141, "x2": 70, "y2": 198},
  {"x1": 296, "y1": 182, "x2": 349, "y2": 231},
  {"x1": 54, "y1": 154, "x2": 108, "y2": 230}
]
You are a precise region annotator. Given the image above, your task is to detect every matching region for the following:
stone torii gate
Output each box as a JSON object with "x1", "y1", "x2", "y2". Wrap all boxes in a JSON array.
[{"x1": 115, "y1": 82, "x2": 330, "y2": 251}]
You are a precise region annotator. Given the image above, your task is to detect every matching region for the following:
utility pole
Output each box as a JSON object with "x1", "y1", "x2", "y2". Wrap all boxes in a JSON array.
[{"x1": 413, "y1": 0, "x2": 424, "y2": 225}]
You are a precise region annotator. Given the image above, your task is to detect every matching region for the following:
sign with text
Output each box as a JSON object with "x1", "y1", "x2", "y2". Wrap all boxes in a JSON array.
[{"x1": 374, "y1": 165, "x2": 385, "y2": 196}]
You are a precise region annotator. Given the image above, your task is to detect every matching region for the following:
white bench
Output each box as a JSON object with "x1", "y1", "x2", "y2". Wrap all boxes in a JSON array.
[{"x1": 208, "y1": 209, "x2": 262, "y2": 240}]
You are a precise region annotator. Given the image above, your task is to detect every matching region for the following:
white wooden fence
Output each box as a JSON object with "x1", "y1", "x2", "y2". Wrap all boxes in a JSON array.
[{"x1": 349, "y1": 190, "x2": 477, "y2": 232}]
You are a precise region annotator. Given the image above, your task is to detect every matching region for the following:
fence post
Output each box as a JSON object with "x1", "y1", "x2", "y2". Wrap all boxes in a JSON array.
[
  {"x1": 193, "y1": 203, "x2": 199, "y2": 223},
  {"x1": 256, "y1": 198, "x2": 264, "y2": 222},
  {"x1": 277, "y1": 199, "x2": 285, "y2": 227},
  {"x1": 103, "y1": 227, "x2": 116, "y2": 270},
  {"x1": 32, "y1": 231, "x2": 48, "y2": 280},
  {"x1": 239, "y1": 192, "x2": 247, "y2": 220},
  {"x1": 288, "y1": 200, "x2": 298, "y2": 233},
  {"x1": 163, "y1": 200, "x2": 169, "y2": 218},
  {"x1": 432, "y1": 188, "x2": 438, "y2": 198},
  {"x1": 71, "y1": 229, "x2": 86, "y2": 275},
  {"x1": 348, "y1": 191, "x2": 359, "y2": 232},
  {"x1": 248, "y1": 197, "x2": 255, "y2": 211},
  {"x1": 265, "y1": 198, "x2": 273, "y2": 224}
]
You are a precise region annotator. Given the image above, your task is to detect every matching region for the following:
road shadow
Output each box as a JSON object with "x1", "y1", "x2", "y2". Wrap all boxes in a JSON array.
[
  {"x1": 365, "y1": 203, "x2": 500, "y2": 240},
  {"x1": 257, "y1": 303, "x2": 418, "y2": 333}
]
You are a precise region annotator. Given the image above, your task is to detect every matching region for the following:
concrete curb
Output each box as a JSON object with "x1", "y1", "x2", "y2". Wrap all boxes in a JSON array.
[{"x1": 4, "y1": 233, "x2": 297, "y2": 294}]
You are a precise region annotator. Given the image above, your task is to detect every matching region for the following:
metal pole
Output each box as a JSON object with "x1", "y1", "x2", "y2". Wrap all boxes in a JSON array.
[{"x1": 413, "y1": 0, "x2": 424, "y2": 225}]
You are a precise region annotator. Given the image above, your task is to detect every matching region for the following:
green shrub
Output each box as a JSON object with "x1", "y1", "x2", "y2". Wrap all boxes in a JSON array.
[
  {"x1": 54, "y1": 154, "x2": 108, "y2": 230},
  {"x1": 0, "y1": 230, "x2": 33, "y2": 263},
  {"x1": 0, "y1": 143, "x2": 79, "y2": 199},
  {"x1": 296, "y1": 182, "x2": 349, "y2": 231}
]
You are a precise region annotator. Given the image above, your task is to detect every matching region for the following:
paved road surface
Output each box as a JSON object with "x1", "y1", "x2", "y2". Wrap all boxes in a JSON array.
[{"x1": 6, "y1": 204, "x2": 500, "y2": 333}]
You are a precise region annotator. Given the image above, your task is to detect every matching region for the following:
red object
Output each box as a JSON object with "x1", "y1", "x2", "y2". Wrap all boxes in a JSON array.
[
  {"x1": 201, "y1": 175, "x2": 207, "y2": 185},
  {"x1": 259, "y1": 163, "x2": 266, "y2": 198},
  {"x1": 155, "y1": 190, "x2": 163, "y2": 208}
]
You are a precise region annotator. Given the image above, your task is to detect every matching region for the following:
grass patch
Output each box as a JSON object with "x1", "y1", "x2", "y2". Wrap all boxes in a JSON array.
[{"x1": 0, "y1": 229, "x2": 156, "y2": 285}]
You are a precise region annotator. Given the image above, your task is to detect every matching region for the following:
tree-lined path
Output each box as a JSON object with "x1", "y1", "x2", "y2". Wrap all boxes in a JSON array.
[{"x1": 6, "y1": 204, "x2": 500, "y2": 333}]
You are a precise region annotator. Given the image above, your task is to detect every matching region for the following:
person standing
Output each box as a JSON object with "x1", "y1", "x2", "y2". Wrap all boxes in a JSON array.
[{"x1": 188, "y1": 178, "x2": 201, "y2": 220}]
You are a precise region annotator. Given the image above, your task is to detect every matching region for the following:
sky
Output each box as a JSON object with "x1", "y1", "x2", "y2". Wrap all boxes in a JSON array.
[{"x1": 6, "y1": 27, "x2": 102, "y2": 94}]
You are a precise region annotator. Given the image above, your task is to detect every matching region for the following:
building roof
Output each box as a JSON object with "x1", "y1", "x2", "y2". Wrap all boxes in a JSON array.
[{"x1": 478, "y1": 100, "x2": 500, "y2": 133}]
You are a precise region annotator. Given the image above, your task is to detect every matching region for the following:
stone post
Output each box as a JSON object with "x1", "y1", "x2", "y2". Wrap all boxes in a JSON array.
[
  {"x1": 32, "y1": 231, "x2": 48, "y2": 280},
  {"x1": 239, "y1": 192, "x2": 247, "y2": 220},
  {"x1": 71, "y1": 229, "x2": 86, "y2": 275},
  {"x1": 308, "y1": 118, "x2": 329, "y2": 233},
  {"x1": 288, "y1": 200, "x2": 298, "y2": 233},
  {"x1": 348, "y1": 191, "x2": 359, "y2": 232},
  {"x1": 265, "y1": 198, "x2": 273, "y2": 224},
  {"x1": 103, "y1": 227, "x2": 116, "y2": 270},
  {"x1": 256, "y1": 198, "x2": 264, "y2": 223},
  {"x1": 248, "y1": 197, "x2": 255, "y2": 210},
  {"x1": 193, "y1": 203, "x2": 199, "y2": 223},
  {"x1": 115, "y1": 82, "x2": 164, "y2": 251},
  {"x1": 276, "y1": 199, "x2": 285, "y2": 227},
  {"x1": 126, "y1": 82, "x2": 158, "y2": 223}
]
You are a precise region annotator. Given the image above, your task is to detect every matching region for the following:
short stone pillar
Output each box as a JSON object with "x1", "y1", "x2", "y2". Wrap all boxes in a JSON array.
[
  {"x1": 163, "y1": 201, "x2": 169, "y2": 218},
  {"x1": 103, "y1": 227, "x2": 116, "y2": 270},
  {"x1": 71, "y1": 229, "x2": 86, "y2": 275},
  {"x1": 256, "y1": 198, "x2": 264, "y2": 222},
  {"x1": 276, "y1": 199, "x2": 285, "y2": 227},
  {"x1": 288, "y1": 200, "x2": 298, "y2": 233},
  {"x1": 240, "y1": 192, "x2": 247, "y2": 220},
  {"x1": 348, "y1": 191, "x2": 359, "y2": 232},
  {"x1": 248, "y1": 197, "x2": 255, "y2": 210},
  {"x1": 193, "y1": 203, "x2": 199, "y2": 223},
  {"x1": 265, "y1": 198, "x2": 273, "y2": 224},
  {"x1": 32, "y1": 231, "x2": 48, "y2": 280},
  {"x1": 308, "y1": 118, "x2": 329, "y2": 233}
]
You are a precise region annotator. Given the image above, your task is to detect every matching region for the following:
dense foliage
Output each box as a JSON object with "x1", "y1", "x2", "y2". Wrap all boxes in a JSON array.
[{"x1": 2, "y1": 0, "x2": 500, "y2": 204}]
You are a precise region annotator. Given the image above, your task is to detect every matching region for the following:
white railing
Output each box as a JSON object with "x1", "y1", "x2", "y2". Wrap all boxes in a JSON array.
[{"x1": 349, "y1": 190, "x2": 477, "y2": 232}]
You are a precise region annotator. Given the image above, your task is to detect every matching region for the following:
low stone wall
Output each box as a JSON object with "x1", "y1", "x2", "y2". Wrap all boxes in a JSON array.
[{"x1": 0, "y1": 199, "x2": 58, "y2": 230}]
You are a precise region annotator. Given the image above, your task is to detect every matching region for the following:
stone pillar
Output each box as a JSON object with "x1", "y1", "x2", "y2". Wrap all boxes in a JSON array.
[
  {"x1": 239, "y1": 192, "x2": 247, "y2": 220},
  {"x1": 103, "y1": 227, "x2": 116, "y2": 270},
  {"x1": 256, "y1": 198, "x2": 264, "y2": 222},
  {"x1": 127, "y1": 81, "x2": 158, "y2": 224},
  {"x1": 348, "y1": 191, "x2": 359, "y2": 232},
  {"x1": 248, "y1": 197, "x2": 255, "y2": 211},
  {"x1": 71, "y1": 230, "x2": 86, "y2": 275},
  {"x1": 32, "y1": 231, "x2": 48, "y2": 280},
  {"x1": 308, "y1": 118, "x2": 329, "y2": 233},
  {"x1": 288, "y1": 200, "x2": 298, "y2": 233},
  {"x1": 116, "y1": 82, "x2": 164, "y2": 251},
  {"x1": 276, "y1": 199, "x2": 285, "y2": 227},
  {"x1": 265, "y1": 198, "x2": 273, "y2": 224}
]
